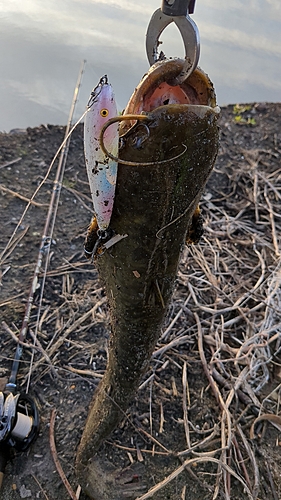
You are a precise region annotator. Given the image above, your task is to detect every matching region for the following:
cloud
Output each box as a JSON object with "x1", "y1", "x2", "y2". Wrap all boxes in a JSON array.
[{"x1": 200, "y1": 21, "x2": 281, "y2": 57}]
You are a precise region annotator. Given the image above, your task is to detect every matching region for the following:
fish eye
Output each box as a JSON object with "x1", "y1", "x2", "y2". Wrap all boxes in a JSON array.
[{"x1": 100, "y1": 108, "x2": 109, "y2": 117}]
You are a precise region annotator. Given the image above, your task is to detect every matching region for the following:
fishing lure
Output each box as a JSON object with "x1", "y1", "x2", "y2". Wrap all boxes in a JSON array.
[
  {"x1": 83, "y1": 72, "x2": 201, "y2": 260},
  {"x1": 84, "y1": 76, "x2": 119, "y2": 235},
  {"x1": 84, "y1": 75, "x2": 119, "y2": 258}
]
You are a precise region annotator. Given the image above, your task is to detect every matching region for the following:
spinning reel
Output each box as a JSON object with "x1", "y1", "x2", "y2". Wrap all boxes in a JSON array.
[
  {"x1": 0, "y1": 390, "x2": 39, "y2": 488},
  {"x1": 0, "y1": 391, "x2": 39, "y2": 452}
]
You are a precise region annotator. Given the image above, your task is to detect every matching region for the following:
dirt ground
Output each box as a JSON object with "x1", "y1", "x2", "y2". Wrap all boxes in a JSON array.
[{"x1": 0, "y1": 102, "x2": 280, "y2": 500}]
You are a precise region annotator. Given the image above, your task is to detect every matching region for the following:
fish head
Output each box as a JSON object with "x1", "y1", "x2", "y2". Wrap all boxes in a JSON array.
[{"x1": 121, "y1": 59, "x2": 218, "y2": 132}]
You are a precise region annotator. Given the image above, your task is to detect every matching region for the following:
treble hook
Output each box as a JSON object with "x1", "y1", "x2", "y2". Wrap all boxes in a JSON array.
[{"x1": 146, "y1": 0, "x2": 200, "y2": 85}]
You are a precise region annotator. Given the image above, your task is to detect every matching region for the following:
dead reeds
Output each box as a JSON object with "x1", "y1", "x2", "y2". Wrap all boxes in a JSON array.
[{"x1": 0, "y1": 121, "x2": 280, "y2": 498}]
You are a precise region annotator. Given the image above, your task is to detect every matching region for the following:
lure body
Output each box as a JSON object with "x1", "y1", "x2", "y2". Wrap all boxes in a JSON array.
[{"x1": 84, "y1": 76, "x2": 118, "y2": 231}]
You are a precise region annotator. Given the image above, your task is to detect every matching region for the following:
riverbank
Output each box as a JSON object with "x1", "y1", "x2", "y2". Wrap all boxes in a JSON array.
[{"x1": 0, "y1": 103, "x2": 280, "y2": 499}]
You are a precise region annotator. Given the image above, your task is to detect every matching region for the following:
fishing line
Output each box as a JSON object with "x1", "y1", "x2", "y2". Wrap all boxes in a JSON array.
[
  {"x1": 156, "y1": 195, "x2": 199, "y2": 238},
  {"x1": 0, "y1": 104, "x2": 87, "y2": 267},
  {"x1": 0, "y1": 61, "x2": 88, "y2": 491},
  {"x1": 99, "y1": 114, "x2": 187, "y2": 166},
  {"x1": 25, "y1": 60, "x2": 87, "y2": 392}
]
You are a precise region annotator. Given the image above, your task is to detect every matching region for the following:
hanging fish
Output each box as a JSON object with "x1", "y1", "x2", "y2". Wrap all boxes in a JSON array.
[
  {"x1": 76, "y1": 58, "x2": 220, "y2": 499},
  {"x1": 84, "y1": 75, "x2": 119, "y2": 257}
]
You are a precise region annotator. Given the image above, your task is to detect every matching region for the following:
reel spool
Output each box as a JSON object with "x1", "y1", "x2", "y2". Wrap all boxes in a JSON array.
[{"x1": 0, "y1": 391, "x2": 39, "y2": 451}]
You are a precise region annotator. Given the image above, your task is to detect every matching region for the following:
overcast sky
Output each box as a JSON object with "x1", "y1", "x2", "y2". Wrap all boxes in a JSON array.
[{"x1": 0, "y1": 0, "x2": 280, "y2": 131}]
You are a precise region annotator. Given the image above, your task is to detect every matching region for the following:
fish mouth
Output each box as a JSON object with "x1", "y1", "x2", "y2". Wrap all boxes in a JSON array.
[{"x1": 123, "y1": 58, "x2": 218, "y2": 116}]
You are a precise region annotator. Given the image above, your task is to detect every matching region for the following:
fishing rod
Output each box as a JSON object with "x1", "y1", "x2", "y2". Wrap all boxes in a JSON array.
[{"x1": 0, "y1": 60, "x2": 86, "y2": 491}]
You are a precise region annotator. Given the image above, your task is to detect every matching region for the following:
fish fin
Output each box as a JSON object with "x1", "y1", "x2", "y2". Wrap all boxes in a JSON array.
[
  {"x1": 185, "y1": 205, "x2": 204, "y2": 245},
  {"x1": 84, "y1": 216, "x2": 99, "y2": 259}
]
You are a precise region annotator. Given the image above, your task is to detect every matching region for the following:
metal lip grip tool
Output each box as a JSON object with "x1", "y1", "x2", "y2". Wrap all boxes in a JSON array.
[{"x1": 146, "y1": 0, "x2": 200, "y2": 84}]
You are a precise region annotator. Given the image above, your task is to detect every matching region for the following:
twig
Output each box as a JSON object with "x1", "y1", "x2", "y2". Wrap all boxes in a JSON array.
[
  {"x1": 153, "y1": 335, "x2": 193, "y2": 358},
  {"x1": 196, "y1": 313, "x2": 232, "y2": 448},
  {"x1": 232, "y1": 435, "x2": 252, "y2": 491},
  {"x1": 211, "y1": 368, "x2": 258, "y2": 412},
  {"x1": 264, "y1": 187, "x2": 280, "y2": 257},
  {"x1": 0, "y1": 226, "x2": 29, "y2": 265},
  {"x1": 159, "y1": 402, "x2": 164, "y2": 433},
  {"x1": 177, "y1": 426, "x2": 220, "y2": 457},
  {"x1": 0, "y1": 292, "x2": 25, "y2": 308},
  {"x1": 0, "y1": 157, "x2": 22, "y2": 169},
  {"x1": 138, "y1": 428, "x2": 172, "y2": 454},
  {"x1": 182, "y1": 362, "x2": 191, "y2": 449},
  {"x1": 237, "y1": 424, "x2": 260, "y2": 500},
  {"x1": 196, "y1": 312, "x2": 232, "y2": 500},
  {"x1": 63, "y1": 365, "x2": 103, "y2": 378},
  {"x1": 0, "y1": 184, "x2": 47, "y2": 207},
  {"x1": 31, "y1": 474, "x2": 50, "y2": 500},
  {"x1": 160, "y1": 294, "x2": 191, "y2": 341},
  {"x1": 265, "y1": 461, "x2": 279, "y2": 500},
  {"x1": 2, "y1": 321, "x2": 57, "y2": 378},
  {"x1": 250, "y1": 413, "x2": 281, "y2": 438},
  {"x1": 105, "y1": 440, "x2": 169, "y2": 456},
  {"x1": 24, "y1": 298, "x2": 106, "y2": 380},
  {"x1": 49, "y1": 409, "x2": 78, "y2": 500},
  {"x1": 135, "y1": 456, "x2": 253, "y2": 500}
]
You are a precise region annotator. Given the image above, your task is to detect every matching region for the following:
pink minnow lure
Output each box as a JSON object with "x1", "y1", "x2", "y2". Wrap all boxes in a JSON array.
[{"x1": 84, "y1": 75, "x2": 118, "y2": 231}]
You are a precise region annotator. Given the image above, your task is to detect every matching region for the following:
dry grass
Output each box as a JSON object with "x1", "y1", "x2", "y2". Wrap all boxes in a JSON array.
[
  {"x1": 1, "y1": 138, "x2": 280, "y2": 499},
  {"x1": 135, "y1": 147, "x2": 281, "y2": 500}
]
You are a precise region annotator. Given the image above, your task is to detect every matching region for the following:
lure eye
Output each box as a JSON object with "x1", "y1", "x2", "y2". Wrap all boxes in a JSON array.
[{"x1": 100, "y1": 108, "x2": 109, "y2": 117}]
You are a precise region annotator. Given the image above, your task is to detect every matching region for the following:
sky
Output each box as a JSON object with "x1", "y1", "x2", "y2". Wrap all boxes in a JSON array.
[{"x1": 0, "y1": 0, "x2": 280, "y2": 131}]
